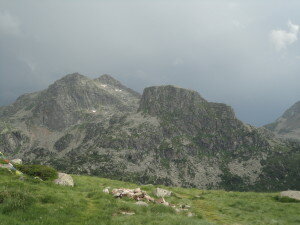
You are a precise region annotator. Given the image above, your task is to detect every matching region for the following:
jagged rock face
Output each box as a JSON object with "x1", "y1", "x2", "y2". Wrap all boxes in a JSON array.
[
  {"x1": 139, "y1": 85, "x2": 269, "y2": 152},
  {"x1": 265, "y1": 101, "x2": 300, "y2": 141},
  {"x1": 0, "y1": 74, "x2": 299, "y2": 191}
]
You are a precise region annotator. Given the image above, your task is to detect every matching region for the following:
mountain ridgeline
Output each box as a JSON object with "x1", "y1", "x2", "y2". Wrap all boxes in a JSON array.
[
  {"x1": 0, "y1": 73, "x2": 299, "y2": 191},
  {"x1": 265, "y1": 101, "x2": 300, "y2": 141}
]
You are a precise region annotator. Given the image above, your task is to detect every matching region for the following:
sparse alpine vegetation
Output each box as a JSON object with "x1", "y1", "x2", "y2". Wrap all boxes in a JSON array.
[{"x1": 0, "y1": 168, "x2": 300, "y2": 225}]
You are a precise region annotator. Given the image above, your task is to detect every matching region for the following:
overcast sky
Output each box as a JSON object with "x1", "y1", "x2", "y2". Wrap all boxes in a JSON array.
[{"x1": 1, "y1": 0, "x2": 300, "y2": 126}]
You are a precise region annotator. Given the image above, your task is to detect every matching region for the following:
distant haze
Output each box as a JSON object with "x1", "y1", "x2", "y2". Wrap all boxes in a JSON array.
[{"x1": 1, "y1": 0, "x2": 300, "y2": 126}]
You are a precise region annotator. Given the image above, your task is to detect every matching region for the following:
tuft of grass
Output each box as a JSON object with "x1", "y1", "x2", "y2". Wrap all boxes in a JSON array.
[{"x1": 39, "y1": 195, "x2": 58, "y2": 204}]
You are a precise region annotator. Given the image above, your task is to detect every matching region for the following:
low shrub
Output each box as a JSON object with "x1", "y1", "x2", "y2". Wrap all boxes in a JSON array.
[{"x1": 15, "y1": 164, "x2": 58, "y2": 181}]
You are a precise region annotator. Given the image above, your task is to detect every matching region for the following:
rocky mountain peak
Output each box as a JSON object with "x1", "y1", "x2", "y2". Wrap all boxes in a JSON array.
[
  {"x1": 95, "y1": 74, "x2": 123, "y2": 87},
  {"x1": 95, "y1": 74, "x2": 141, "y2": 98},
  {"x1": 265, "y1": 101, "x2": 300, "y2": 140},
  {"x1": 282, "y1": 101, "x2": 300, "y2": 119},
  {"x1": 0, "y1": 73, "x2": 141, "y2": 131},
  {"x1": 138, "y1": 85, "x2": 207, "y2": 116},
  {"x1": 52, "y1": 73, "x2": 88, "y2": 85}
]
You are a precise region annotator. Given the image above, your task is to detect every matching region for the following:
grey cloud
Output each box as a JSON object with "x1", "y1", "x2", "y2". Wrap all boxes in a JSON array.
[{"x1": 0, "y1": 10, "x2": 21, "y2": 36}]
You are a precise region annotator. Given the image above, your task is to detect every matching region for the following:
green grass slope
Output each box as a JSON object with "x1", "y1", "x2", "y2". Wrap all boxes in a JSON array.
[{"x1": 0, "y1": 169, "x2": 299, "y2": 225}]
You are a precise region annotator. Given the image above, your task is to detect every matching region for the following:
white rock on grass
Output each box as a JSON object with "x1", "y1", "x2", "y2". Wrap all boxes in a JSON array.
[
  {"x1": 187, "y1": 212, "x2": 194, "y2": 217},
  {"x1": 103, "y1": 188, "x2": 110, "y2": 194},
  {"x1": 53, "y1": 173, "x2": 74, "y2": 187},
  {"x1": 153, "y1": 188, "x2": 172, "y2": 197},
  {"x1": 280, "y1": 190, "x2": 300, "y2": 201},
  {"x1": 121, "y1": 211, "x2": 135, "y2": 215},
  {"x1": 135, "y1": 201, "x2": 148, "y2": 207}
]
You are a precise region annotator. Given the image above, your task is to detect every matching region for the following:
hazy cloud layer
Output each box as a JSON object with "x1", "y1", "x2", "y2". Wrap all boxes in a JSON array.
[
  {"x1": 0, "y1": 10, "x2": 21, "y2": 36},
  {"x1": 270, "y1": 21, "x2": 299, "y2": 51},
  {"x1": 0, "y1": 0, "x2": 300, "y2": 126}
]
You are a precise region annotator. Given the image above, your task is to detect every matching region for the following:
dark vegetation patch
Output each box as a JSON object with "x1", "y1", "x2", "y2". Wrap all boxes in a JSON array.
[
  {"x1": 54, "y1": 133, "x2": 74, "y2": 151},
  {"x1": 15, "y1": 164, "x2": 58, "y2": 181}
]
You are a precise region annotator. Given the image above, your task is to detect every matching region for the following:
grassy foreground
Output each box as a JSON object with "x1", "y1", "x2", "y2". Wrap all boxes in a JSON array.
[{"x1": 0, "y1": 169, "x2": 299, "y2": 225}]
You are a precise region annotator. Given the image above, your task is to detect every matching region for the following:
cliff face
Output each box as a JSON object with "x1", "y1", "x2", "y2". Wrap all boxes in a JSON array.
[
  {"x1": 0, "y1": 74, "x2": 299, "y2": 191},
  {"x1": 265, "y1": 101, "x2": 300, "y2": 141}
]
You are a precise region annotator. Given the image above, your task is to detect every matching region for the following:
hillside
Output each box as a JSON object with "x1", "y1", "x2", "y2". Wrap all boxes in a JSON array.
[
  {"x1": 0, "y1": 169, "x2": 299, "y2": 225},
  {"x1": 265, "y1": 101, "x2": 300, "y2": 141},
  {"x1": 0, "y1": 73, "x2": 299, "y2": 191}
]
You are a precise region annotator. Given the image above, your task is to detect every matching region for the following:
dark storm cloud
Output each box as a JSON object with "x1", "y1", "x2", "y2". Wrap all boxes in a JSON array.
[{"x1": 1, "y1": 0, "x2": 300, "y2": 126}]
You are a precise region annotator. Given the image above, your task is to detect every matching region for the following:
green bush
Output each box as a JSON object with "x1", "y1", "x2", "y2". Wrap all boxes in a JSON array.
[{"x1": 15, "y1": 164, "x2": 58, "y2": 181}]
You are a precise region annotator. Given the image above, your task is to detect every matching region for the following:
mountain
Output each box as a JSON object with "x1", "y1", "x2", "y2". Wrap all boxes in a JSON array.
[
  {"x1": 265, "y1": 101, "x2": 300, "y2": 141},
  {"x1": 0, "y1": 73, "x2": 299, "y2": 191},
  {"x1": 0, "y1": 73, "x2": 140, "y2": 130}
]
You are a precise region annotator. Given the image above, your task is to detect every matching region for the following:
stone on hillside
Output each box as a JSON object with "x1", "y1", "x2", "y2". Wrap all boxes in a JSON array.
[
  {"x1": 103, "y1": 188, "x2": 109, "y2": 194},
  {"x1": 120, "y1": 211, "x2": 135, "y2": 216},
  {"x1": 175, "y1": 208, "x2": 181, "y2": 213},
  {"x1": 11, "y1": 159, "x2": 22, "y2": 165},
  {"x1": 54, "y1": 173, "x2": 74, "y2": 187},
  {"x1": 153, "y1": 188, "x2": 172, "y2": 197},
  {"x1": 109, "y1": 187, "x2": 156, "y2": 202},
  {"x1": 144, "y1": 195, "x2": 155, "y2": 202},
  {"x1": 134, "y1": 188, "x2": 141, "y2": 193},
  {"x1": 135, "y1": 201, "x2": 148, "y2": 207},
  {"x1": 280, "y1": 190, "x2": 300, "y2": 201},
  {"x1": 187, "y1": 212, "x2": 194, "y2": 217}
]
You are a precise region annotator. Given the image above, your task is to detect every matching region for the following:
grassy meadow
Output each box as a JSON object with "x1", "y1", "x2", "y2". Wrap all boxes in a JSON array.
[{"x1": 0, "y1": 168, "x2": 299, "y2": 225}]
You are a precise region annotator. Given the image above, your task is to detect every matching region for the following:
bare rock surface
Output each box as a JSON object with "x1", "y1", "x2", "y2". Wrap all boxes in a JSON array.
[
  {"x1": 11, "y1": 159, "x2": 22, "y2": 165},
  {"x1": 135, "y1": 201, "x2": 148, "y2": 206},
  {"x1": 280, "y1": 191, "x2": 300, "y2": 201},
  {"x1": 153, "y1": 188, "x2": 172, "y2": 198}
]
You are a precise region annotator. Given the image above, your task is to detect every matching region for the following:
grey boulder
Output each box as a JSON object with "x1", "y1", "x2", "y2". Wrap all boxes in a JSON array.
[
  {"x1": 280, "y1": 190, "x2": 300, "y2": 201},
  {"x1": 54, "y1": 173, "x2": 74, "y2": 187},
  {"x1": 153, "y1": 188, "x2": 172, "y2": 198}
]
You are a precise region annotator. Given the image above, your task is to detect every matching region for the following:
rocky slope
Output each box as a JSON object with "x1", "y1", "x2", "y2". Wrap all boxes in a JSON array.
[
  {"x1": 265, "y1": 101, "x2": 300, "y2": 141},
  {"x1": 0, "y1": 73, "x2": 299, "y2": 191}
]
